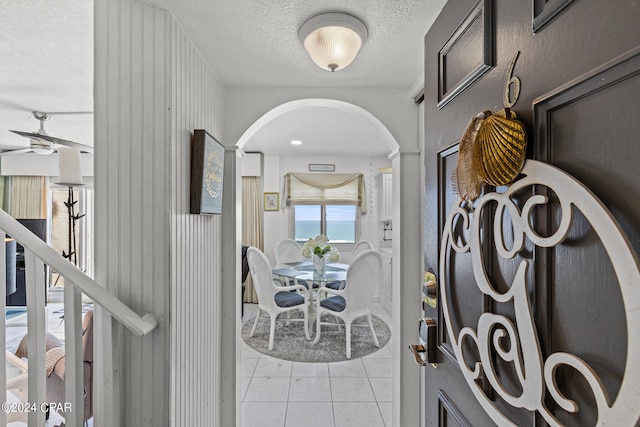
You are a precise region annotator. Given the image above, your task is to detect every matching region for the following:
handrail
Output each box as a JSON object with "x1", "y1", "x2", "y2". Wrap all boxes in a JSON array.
[{"x1": 0, "y1": 209, "x2": 157, "y2": 336}]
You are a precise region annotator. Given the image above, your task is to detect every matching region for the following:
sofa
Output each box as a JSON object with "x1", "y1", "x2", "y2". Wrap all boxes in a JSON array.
[{"x1": 15, "y1": 309, "x2": 94, "y2": 421}]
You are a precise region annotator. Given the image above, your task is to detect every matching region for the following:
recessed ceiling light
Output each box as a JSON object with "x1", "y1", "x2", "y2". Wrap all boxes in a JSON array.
[{"x1": 291, "y1": 140, "x2": 302, "y2": 145}]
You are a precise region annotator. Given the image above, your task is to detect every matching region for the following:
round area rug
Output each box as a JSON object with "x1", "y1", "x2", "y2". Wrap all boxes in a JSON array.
[{"x1": 242, "y1": 311, "x2": 391, "y2": 363}]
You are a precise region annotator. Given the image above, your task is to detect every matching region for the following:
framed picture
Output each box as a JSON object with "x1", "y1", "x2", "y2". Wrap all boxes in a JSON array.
[
  {"x1": 264, "y1": 192, "x2": 279, "y2": 211},
  {"x1": 190, "y1": 129, "x2": 225, "y2": 214}
]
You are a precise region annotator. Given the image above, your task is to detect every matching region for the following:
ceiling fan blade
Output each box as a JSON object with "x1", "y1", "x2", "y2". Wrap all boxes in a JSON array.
[
  {"x1": 43, "y1": 111, "x2": 93, "y2": 116},
  {"x1": 9, "y1": 130, "x2": 94, "y2": 154},
  {"x1": 48, "y1": 136, "x2": 94, "y2": 154},
  {"x1": 0, "y1": 148, "x2": 33, "y2": 156},
  {"x1": 9, "y1": 129, "x2": 38, "y2": 139}
]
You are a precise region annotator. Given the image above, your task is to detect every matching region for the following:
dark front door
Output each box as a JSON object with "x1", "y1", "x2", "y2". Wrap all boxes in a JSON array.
[{"x1": 423, "y1": 1, "x2": 640, "y2": 425}]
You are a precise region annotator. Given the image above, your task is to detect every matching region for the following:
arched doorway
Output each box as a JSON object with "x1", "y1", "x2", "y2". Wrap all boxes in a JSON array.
[
  {"x1": 235, "y1": 98, "x2": 400, "y2": 154},
  {"x1": 228, "y1": 97, "x2": 414, "y2": 425}
]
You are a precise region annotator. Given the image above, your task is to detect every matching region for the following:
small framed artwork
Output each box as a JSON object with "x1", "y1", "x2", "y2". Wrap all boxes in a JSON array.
[
  {"x1": 309, "y1": 164, "x2": 335, "y2": 172},
  {"x1": 264, "y1": 192, "x2": 279, "y2": 211},
  {"x1": 190, "y1": 129, "x2": 225, "y2": 214}
]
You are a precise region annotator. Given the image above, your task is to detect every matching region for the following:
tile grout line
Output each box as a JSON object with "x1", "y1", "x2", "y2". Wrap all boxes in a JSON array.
[{"x1": 329, "y1": 363, "x2": 336, "y2": 427}]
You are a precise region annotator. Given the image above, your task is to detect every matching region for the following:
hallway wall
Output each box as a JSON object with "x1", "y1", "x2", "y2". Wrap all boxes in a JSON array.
[{"x1": 95, "y1": 1, "x2": 226, "y2": 425}]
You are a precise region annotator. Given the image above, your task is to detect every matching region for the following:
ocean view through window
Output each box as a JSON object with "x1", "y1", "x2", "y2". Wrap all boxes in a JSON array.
[{"x1": 295, "y1": 205, "x2": 356, "y2": 242}]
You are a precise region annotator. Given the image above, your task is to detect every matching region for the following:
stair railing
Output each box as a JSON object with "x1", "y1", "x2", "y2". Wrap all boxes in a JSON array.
[{"x1": 0, "y1": 208, "x2": 158, "y2": 426}]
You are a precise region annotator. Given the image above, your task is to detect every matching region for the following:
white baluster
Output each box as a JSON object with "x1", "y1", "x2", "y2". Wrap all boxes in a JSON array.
[
  {"x1": 25, "y1": 250, "x2": 46, "y2": 426},
  {"x1": 0, "y1": 231, "x2": 6, "y2": 426},
  {"x1": 64, "y1": 283, "x2": 84, "y2": 426}
]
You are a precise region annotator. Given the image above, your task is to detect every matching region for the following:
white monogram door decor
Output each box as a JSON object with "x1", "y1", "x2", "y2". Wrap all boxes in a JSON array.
[{"x1": 439, "y1": 160, "x2": 640, "y2": 426}]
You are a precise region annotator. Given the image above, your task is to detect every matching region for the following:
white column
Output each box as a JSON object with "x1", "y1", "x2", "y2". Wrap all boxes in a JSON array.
[
  {"x1": 220, "y1": 147, "x2": 241, "y2": 426},
  {"x1": 392, "y1": 149, "x2": 424, "y2": 426}
]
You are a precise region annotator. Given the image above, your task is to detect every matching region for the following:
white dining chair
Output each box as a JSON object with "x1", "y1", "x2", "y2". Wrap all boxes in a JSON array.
[
  {"x1": 313, "y1": 249, "x2": 381, "y2": 359},
  {"x1": 351, "y1": 239, "x2": 374, "y2": 259},
  {"x1": 325, "y1": 240, "x2": 374, "y2": 291},
  {"x1": 247, "y1": 246, "x2": 311, "y2": 350},
  {"x1": 273, "y1": 238, "x2": 303, "y2": 267}
]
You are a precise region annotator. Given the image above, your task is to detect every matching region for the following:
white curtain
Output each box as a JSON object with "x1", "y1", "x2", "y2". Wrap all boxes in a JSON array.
[
  {"x1": 242, "y1": 177, "x2": 263, "y2": 303},
  {"x1": 285, "y1": 172, "x2": 367, "y2": 213},
  {"x1": 9, "y1": 176, "x2": 47, "y2": 218}
]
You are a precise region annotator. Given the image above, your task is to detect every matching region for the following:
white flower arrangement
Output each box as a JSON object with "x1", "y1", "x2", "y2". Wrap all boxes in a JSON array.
[{"x1": 301, "y1": 234, "x2": 340, "y2": 262}]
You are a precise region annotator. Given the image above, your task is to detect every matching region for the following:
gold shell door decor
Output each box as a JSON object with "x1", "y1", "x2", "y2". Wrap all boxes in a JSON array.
[
  {"x1": 475, "y1": 109, "x2": 527, "y2": 186},
  {"x1": 453, "y1": 109, "x2": 527, "y2": 201},
  {"x1": 452, "y1": 111, "x2": 489, "y2": 201}
]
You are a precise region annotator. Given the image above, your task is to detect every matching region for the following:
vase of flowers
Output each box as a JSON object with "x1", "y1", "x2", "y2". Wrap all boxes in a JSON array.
[
  {"x1": 312, "y1": 254, "x2": 326, "y2": 276},
  {"x1": 301, "y1": 234, "x2": 339, "y2": 276}
]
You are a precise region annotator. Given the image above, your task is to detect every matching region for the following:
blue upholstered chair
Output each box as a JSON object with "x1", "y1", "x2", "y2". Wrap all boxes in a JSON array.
[{"x1": 247, "y1": 246, "x2": 311, "y2": 350}]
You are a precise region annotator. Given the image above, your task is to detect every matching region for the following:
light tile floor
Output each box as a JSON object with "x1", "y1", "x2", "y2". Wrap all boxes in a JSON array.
[
  {"x1": 7, "y1": 298, "x2": 392, "y2": 426},
  {"x1": 241, "y1": 302, "x2": 393, "y2": 427}
]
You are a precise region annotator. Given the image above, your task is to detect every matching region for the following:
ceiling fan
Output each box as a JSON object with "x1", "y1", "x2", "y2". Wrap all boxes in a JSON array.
[{"x1": 3, "y1": 111, "x2": 94, "y2": 156}]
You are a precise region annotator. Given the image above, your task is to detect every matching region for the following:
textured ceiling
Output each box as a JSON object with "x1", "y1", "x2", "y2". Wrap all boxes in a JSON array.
[
  {"x1": 146, "y1": 0, "x2": 447, "y2": 88},
  {"x1": 0, "y1": 0, "x2": 94, "y2": 152},
  {"x1": 144, "y1": 0, "x2": 446, "y2": 155},
  {"x1": 0, "y1": 0, "x2": 446, "y2": 157}
]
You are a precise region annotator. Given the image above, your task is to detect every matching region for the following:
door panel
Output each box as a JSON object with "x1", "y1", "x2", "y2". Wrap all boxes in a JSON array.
[
  {"x1": 439, "y1": 390, "x2": 472, "y2": 427},
  {"x1": 532, "y1": 50, "x2": 640, "y2": 425},
  {"x1": 423, "y1": 0, "x2": 640, "y2": 425}
]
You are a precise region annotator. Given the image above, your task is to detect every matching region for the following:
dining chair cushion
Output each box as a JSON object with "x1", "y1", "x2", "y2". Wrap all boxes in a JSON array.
[
  {"x1": 274, "y1": 291, "x2": 305, "y2": 307},
  {"x1": 325, "y1": 280, "x2": 342, "y2": 290},
  {"x1": 295, "y1": 281, "x2": 320, "y2": 290},
  {"x1": 319, "y1": 295, "x2": 346, "y2": 312}
]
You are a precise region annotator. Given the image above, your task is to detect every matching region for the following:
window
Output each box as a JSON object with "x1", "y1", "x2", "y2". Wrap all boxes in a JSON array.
[
  {"x1": 286, "y1": 172, "x2": 364, "y2": 244},
  {"x1": 285, "y1": 173, "x2": 367, "y2": 213},
  {"x1": 294, "y1": 205, "x2": 357, "y2": 243}
]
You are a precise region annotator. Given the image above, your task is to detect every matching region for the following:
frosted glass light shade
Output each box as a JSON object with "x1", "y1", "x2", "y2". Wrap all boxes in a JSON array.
[
  {"x1": 30, "y1": 139, "x2": 55, "y2": 155},
  {"x1": 31, "y1": 130, "x2": 54, "y2": 154},
  {"x1": 56, "y1": 147, "x2": 84, "y2": 186},
  {"x1": 299, "y1": 12, "x2": 368, "y2": 72}
]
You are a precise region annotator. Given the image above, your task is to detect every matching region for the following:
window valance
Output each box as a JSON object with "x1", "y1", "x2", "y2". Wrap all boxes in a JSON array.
[{"x1": 285, "y1": 173, "x2": 367, "y2": 214}]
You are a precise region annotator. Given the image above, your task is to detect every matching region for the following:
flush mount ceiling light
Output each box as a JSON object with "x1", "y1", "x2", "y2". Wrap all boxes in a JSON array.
[{"x1": 298, "y1": 11, "x2": 368, "y2": 72}]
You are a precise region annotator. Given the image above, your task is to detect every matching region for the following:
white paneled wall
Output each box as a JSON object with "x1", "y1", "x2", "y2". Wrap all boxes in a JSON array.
[
  {"x1": 95, "y1": 2, "x2": 169, "y2": 425},
  {"x1": 95, "y1": 0, "x2": 225, "y2": 425},
  {"x1": 168, "y1": 14, "x2": 225, "y2": 427}
]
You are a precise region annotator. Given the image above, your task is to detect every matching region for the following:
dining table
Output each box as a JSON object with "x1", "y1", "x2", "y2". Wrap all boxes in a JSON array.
[
  {"x1": 271, "y1": 260, "x2": 349, "y2": 333},
  {"x1": 272, "y1": 260, "x2": 349, "y2": 286}
]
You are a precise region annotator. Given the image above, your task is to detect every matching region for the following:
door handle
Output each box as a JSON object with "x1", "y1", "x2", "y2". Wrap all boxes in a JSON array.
[
  {"x1": 409, "y1": 344, "x2": 429, "y2": 366},
  {"x1": 408, "y1": 317, "x2": 437, "y2": 367}
]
